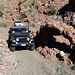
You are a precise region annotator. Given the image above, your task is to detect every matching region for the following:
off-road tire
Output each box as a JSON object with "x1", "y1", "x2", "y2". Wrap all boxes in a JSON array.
[
  {"x1": 30, "y1": 45, "x2": 35, "y2": 51},
  {"x1": 10, "y1": 46, "x2": 15, "y2": 51},
  {"x1": 8, "y1": 36, "x2": 10, "y2": 48}
]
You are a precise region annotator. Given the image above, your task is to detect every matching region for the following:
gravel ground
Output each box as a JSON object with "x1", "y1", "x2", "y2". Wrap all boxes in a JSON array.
[{"x1": 0, "y1": 28, "x2": 75, "y2": 75}]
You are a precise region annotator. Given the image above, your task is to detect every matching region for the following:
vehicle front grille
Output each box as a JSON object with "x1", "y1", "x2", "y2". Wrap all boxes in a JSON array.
[{"x1": 18, "y1": 38, "x2": 27, "y2": 43}]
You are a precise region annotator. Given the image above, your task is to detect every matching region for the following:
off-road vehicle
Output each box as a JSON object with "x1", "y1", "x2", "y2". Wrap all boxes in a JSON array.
[
  {"x1": 8, "y1": 26, "x2": 35, "y2": 51},
  {"x1": 14, "y1": 20, "x2": 24, "y2": 26}
]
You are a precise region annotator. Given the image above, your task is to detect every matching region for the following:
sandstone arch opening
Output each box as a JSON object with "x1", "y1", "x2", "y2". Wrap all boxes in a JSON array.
[{"x1": 34, "y1": 21, "x2": 75, "y2": 64}]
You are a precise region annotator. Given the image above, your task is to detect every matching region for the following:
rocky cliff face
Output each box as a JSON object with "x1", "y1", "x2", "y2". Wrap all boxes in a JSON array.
[
  {"x1": 35, "y1": 21, "x2": 75, "y2": 66},
  {"x1": 0, "y1": 0, "x2": 74, "y2": 27},
  {"x1": 0, "y1": 0, "x2": 69, "y2": 27}
]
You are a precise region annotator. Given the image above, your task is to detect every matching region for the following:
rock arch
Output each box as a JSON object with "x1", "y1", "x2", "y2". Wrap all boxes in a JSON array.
[{"x1": 35, "y1": 21, "x2": 75, "y2": 49}]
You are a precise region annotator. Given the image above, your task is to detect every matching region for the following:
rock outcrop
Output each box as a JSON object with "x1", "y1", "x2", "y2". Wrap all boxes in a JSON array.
[
  {"x1": 35, "y1": 21, "x2": 75, "y2": 66},
  {"x1": 36, "y1": 46, "x2": 73, "y2": 66},
  {"x1": 35, "y1": 21, "x2": 75, "y2": 49},
  {"x1": 34, "y1": 0, "x2": 67, "y2": 15},
  {"x1": 47, "y1": 21, "x2": 75, "y2": 48}
]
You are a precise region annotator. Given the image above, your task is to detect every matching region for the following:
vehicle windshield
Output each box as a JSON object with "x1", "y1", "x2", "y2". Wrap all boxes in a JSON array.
[
  {"x1": 11, "y1": 28, "x2": 28, "y2": 33},
  {"x1": 15, "y1": 21, "x2": 22, "y2": 23}
]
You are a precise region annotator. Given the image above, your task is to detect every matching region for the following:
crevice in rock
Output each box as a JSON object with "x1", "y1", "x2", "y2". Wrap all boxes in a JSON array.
[
  {"x1": 58, "y1": 0, "x2": 75, "y2": 15},
  {"x1": 34, "y1": 21, "x2": 75, "y2": 65}
]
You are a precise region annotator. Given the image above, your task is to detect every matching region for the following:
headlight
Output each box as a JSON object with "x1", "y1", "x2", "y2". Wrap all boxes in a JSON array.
[
  {"x1": 27, "y1": 38, "x2": 30, "y2": 41},
  {"x1": 29, "y1": 41, "x2": 31, "y2": 43},
  {"x1": 16, "y1": 38, "x2": 19, "y2": 41},
  {"x1": 16, "y1": 42, "x2": 18, "y2": 44},
  {"x1": 26, "y1": 30, "x2": 28, "y2": 32}
]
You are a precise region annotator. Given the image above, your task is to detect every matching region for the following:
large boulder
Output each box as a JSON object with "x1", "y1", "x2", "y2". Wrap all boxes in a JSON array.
[
  {"x1": 35, "y1": 21, "x2": 75, "y2": 66},
  {"x1": 35, "y1": 21, "x2": 75, "y2": 49},
  {"x1": 46, "y1": 21, "x2": 75, "y2": 49}
]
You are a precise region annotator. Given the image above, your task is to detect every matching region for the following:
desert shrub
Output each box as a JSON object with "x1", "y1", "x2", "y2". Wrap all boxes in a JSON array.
[
  {"x1": 56, "y1": 65, "x2": 71, "y2": 75},
  {"x1": 0, "y1": 3, "x2": 5, "y2": 12},
  {"x1": 24, "y1": 0, "x2": 36, "y2": 8},
  {"x1": 0, "y1": 19, "x2": 9, "y2": 27},
  {"x1": 49, "y1": 5, "x2": 56, "y2": 15}
]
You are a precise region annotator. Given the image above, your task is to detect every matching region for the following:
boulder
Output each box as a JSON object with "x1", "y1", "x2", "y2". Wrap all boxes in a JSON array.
[
  {"x1": 60, "y1": 51, "x2": 65, "y2": 57},
  {"x1": 46, "y1": 21, "x2": 75, "y2": 49}
]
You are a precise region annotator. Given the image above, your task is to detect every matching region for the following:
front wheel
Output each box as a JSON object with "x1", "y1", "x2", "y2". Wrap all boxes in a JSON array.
[
  {"x1": 30, "y1": 45, "x2": 35, "y2": 51},
  {"x1": 10, "y1": 46, "x2": 15, "y2": 52}
]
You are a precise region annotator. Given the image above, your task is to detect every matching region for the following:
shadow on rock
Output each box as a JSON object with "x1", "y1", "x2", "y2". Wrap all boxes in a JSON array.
[
  {"x1": 34, "y1": 25, "x2": 75, "y2": 63},
  {"x1": 58, "y1": 0, "x2": 75, "y2": 15}
]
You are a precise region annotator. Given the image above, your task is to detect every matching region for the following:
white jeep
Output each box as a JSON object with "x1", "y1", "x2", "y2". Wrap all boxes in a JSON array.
[{"x1": 14, "y1": 20, "x2": 24, "y2": 26}]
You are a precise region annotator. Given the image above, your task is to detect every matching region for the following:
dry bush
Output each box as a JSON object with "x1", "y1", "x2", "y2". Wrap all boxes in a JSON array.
[
  {"x1": 0, "y1": 19, "x2": 10, "y2": 27},
  {"x1": 24, "y1": 0, "x2": 36, "y2": 8},
  {"x1": 0, "y1": 2, "x2": 5, "y2": 12}
]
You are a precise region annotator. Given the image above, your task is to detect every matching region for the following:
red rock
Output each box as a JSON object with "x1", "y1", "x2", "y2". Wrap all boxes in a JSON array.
[{"x1": 36, "y1": 46, "x2": 42, "y2": 52}]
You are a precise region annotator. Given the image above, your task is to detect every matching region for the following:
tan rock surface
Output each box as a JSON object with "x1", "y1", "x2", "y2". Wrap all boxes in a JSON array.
[{"x1": 0, "y1": 34, "x2": 15, "y2": 74}]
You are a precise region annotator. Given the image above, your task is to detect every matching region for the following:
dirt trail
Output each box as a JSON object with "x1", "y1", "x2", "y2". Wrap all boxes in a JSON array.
[
  {"x1": 0, "y1": 28, "x2": 50, "y2": 75},
  {"x1": 0, "y1": 28, "x2": 75, "y2": 75}
]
